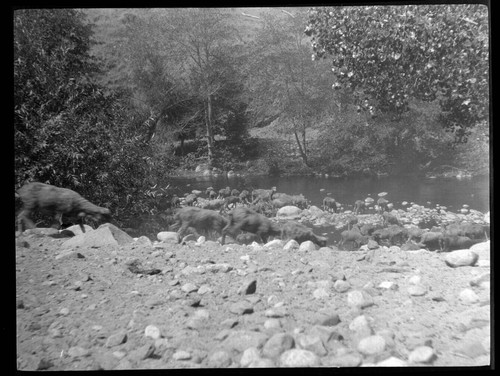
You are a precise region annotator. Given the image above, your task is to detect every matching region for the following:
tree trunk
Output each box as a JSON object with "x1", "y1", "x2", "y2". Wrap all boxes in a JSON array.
[
  {"x1": 205, "y1": 96, "x2": 214, "y2": 165},
  {"x1": 142, "y1": 108, "x2": 164, "y2": 144},
  {"x1": 293, "y1": 130, "x2": 309, "y2": 166}
]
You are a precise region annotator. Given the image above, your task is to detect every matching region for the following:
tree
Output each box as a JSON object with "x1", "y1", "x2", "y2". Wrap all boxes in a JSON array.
[
  {"x1": 162, "y1": 8, "x2": 242, "y2": 165},
  {"x1": 306, "y1": 4, "x2": 489, "y2": 142},
  {"x1": 14, "y1": 9, "x2": 149, "y2": 222},
  {"x1": 248, "y1": 8, "x2": 332, "y2": 166}
]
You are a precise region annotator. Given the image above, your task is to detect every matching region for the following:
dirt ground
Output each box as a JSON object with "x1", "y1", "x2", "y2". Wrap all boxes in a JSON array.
[{"x1": 15, "y1": 226, "x2": 491, "y2": 369}]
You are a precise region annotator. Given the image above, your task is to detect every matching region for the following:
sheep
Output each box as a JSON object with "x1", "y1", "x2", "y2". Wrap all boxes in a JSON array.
[
  {"x1": 322, "y1": 197, "x2": 337, "y2": 213},
  {"x1": 439, "y1": 235, "x2": 477, "y2": 252},
  {"x1": 16, "y1": 182, "x2": 111, "y2": 234},
  {"x1": 281, "y1": 221, "x2": 327, "y2": 247},
  {"x1": 172, "y1": 206, "x2": 227, "y2": 242},
  {"x1": 205, "y1": 188, "x2": 217, "y2": 200},
  {"x1": 382, "y1": 212, "x2": 400, "y2": 226},
  {"x1": 223, "y1": 195, "x2": 241, "y2": 211},
  {"x1": 251, "y1": 187, "x2": 277, "y2": 204},
  {"x1": 353, "y1": 200, "x2": 365, "y2": 215},
  {"x1": 183, "y1": 193, "x2": 198, "y2": 206},
  {"x1": 221, "y1": 207, "x2": 281, "y2": 245},
  {"x1": 217, "y1": 186, "x2": 231, "y2": 199},
  {"x1": 339, "y1": 226, "x2": 368, "y2": 250},
  {"x1": 417, "y1": 231, "x2": 444, "y2": 251},
  {"x1": 239, "y1": 190, "x2": 251, "y2": 204}
]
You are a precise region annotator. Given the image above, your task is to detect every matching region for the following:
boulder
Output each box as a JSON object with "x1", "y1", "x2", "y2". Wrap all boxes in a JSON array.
[
  {"x1": 157, "y1": 231, "x2": 179, "y2": 243},
  {"x1": 276, "y1": 206, "x2": 302, "y2": 219},
  {"x1": 308, "y1": 205, "x2": 325, "y2": 218},
  {"x1": 445, "y1": 249, "x2": 479, "y2": 268},
  {"x1": 62, "y1": 223, "x2": 133, "y2": 248},
  {"x1": 298, "y1": 241, "x2": 317, "y2": 252}
]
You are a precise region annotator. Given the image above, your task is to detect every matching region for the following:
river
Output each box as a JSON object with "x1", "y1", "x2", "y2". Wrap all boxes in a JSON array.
[
  {"x1": 163, "y1": 174, "x2": 489, "y2": 246},
  {"x1": 167, "y1": 174, "x2": 490, "y2": 213}
]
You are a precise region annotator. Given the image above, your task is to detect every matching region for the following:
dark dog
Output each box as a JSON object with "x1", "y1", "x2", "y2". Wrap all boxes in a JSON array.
[
  {"x1": 221, "y1": 207, "x2": 281, "y2": 245},
  {"x1": 16, "y1": 182, "x2": 111, "y2": 233}
]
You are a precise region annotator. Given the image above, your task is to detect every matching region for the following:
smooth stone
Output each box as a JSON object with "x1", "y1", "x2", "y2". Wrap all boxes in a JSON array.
[
  {"x1": 240, "y1": 347, "x2": 261, "y2": 367},
  {"x1": 279, "y1": 349, "x2": 320, "y2": 367},
  {"x1": 262, "y1": 333, "x2": 295, "y2": 358},
  {"x1": 407, "y1": 285, "x2": 427, "y2": 296},
  {"x1": 357, "y1": 335, "x2": 386, "y2": 355},
  {"x1": 459, "y1": 288, "x2": 480, "y2": 303},
  {"x1": 333, "y1": 279, "x2": 351, "y2": 293},
  {"x1": 408, "y1": 346, "x2": 435, "y2": 364},
  {"x1": 445, "y1": 249, "x2": 479, "y2": 268},
  {"x1": 283, "y1": 239, "x2": 300, "y2": 251},
  {"x1": 347, "y1": 290, "x2": 374, "y2": 309}
]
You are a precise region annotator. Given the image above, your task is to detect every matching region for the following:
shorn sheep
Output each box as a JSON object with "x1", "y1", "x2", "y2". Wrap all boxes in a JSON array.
[{"x1": 16, "y1": 182, "x2": 111, "y2": 233}]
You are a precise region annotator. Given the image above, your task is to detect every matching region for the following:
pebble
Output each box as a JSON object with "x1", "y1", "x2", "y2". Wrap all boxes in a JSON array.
[
  {"x1": 357, "y1": 335, "x2": 386, "y2": 355},
  {"x1": 248, "y1": 358, "x2": 276, "y2": 367},
  {"x1": 263, "y1": 318, "x2": 282, "y2": 330},
  {"x1": 229, "y1": 301, "x2": 254, "y2": 315},
  {"x1": 347, "y1": 290, "x2": 374, "y2": 309},
  {"x1": 283, "y1": 239, "x2": 299, "y2": 251},
  {"x1": 313, "y1": 287, "x2": 330, "y2": 299},
  {"x1": 445, "y1": 249, "x2": 479, "y2": 268},
  {"x1": 144, "y1": 325, "x2": 161, "y2": 340},
  {"x1": 197, "y1": 285, "x2": 212, "y2": 295},
  {"x1": 264, "y1": 239, "x2": 284, "y2": 249},
  {"x1": 408, "y1": 346, "x2": 435, "y2": 364},
  {"x1": 237, "y1": 279, "x2": 257, "y2": 295},
  {"x1": 173, "y1": 350, "x2": 192, "y2": 361},
  {"x1": 221, "y1": 318, "x2": 239, "y2": 329},
  {"x1": 128, "y1": 343, "x2": 155, "y2": 361},
  {"x1": 316, "y1": 312, "x2": 340, "y2": 327},
  {"x1": 333, "y1": 279, "x2": 350, "y2": 293},
  {"x1": 376, "y1": 356, "x2": 408, "y2": 366},
  {"x1": 67, "y1": 346, "x2": 90, "y2": 358},
  {"x1": 221, "y1": 330, "x2": 269, "y2": 352},
  {"x1": 378, "y1": 281, "x2": 397, "y2": 290},
  {"x1": 207, "y1": 350, "x2": 232, "y2": 368},
  {"x1": 59, "y1": 307, "x2": 70, "y2": 316},
  {"x1": 105, "y1": 331, "x2": 128, "y2": 347},
  {"x1": 407, "y1": 284, "x2": 427, "y2": 296},
  {"x1": 240, "y1": 347, "x2": 261, "y2": 367},
  {"x1": 408, "y1": 275, "x2": 422, "y2": 285},
  {"x1": 197, "y1": 236, "x2": 206, "y2": 244},
  {"x1": 264, "y1": 307, "x2": 287, "y2": 318},
  {"x1": 459, "y1": 288, "x2": 480, "y2": 304},
  {"x1": 262, "y1": 333, "x2": 295, "y2": 358},
  {"x1": 279, "y1": 349, "x2": 320, "y2": 367},
  {"x1": 181, "y1": 282, "x2": 199, "y2": 293},
  {"x1": 298, "y1": 241, "x2": 317, "y2": 252},
  {"x1": 469, "y1": 273, "x2": 490, "y2": 287},
  {"x1": 349, "y1": 315, "x2": 371, "y2": 333},
  {"x1": 295, "y1": 333, "x2": 327, "y2": 356},
  {"x1": 322, "y1": 353, "x2": 362, "y2": 367}
]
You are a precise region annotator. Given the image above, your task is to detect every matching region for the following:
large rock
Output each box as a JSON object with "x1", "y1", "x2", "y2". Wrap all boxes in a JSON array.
[
  {"x1": 469, "y1": 241, "x2": 490, "y2": 260},
  {"x1": 63, "y1": 224, "x2": 93, "y2": 236},
  {"x1": 276, "y1": 206, "x2": 302, "y2": 219},
  {"x1": 62, "y1": 223, "x2": 133, "y2": 248},
  {"x1": 279, "y1": 349, "x2": 320, "y2": 367},
  {"x1": 308, "y1": 205, "x2": 325, "y2": 218},
  {"x1": 445, "y1": 249, "x2": 479, "y2": 268},
  {"x1": 298, "y1": 241, "x2": 317, "y2": 252},
  {"x1": 157, "y1": 231, "x2": 179, "y2": 243}
]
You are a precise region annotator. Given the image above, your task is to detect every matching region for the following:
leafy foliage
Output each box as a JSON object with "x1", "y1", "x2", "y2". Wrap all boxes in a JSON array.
[
  {"x1": 14, "y1": 9, "x2": 155, "y2": 225},
  {"x1": 306, "y1": 5, "x2": 489, "y2": 142}
]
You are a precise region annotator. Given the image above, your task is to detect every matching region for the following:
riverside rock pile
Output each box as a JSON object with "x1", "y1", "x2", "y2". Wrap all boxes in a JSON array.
[{"x1": 16, "y1": 221, "x2": 491, "y2": 370}]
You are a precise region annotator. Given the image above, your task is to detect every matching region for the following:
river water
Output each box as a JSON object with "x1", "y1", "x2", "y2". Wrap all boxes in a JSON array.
[
  {"x1": 168, "y1": 174, "x2": 490, "y2": 213},
  {"x1": 165, "y1": 174, "x2": 490, "y2": 246}
]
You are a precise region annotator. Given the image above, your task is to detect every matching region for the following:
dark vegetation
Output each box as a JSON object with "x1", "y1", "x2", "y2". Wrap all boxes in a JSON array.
[{"x1": 14, "y1": 7, "x2": 489, "y2": 229}]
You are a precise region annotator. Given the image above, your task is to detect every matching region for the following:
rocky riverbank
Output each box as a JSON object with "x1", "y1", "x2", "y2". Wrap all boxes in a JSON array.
[{"x1": 16, "y1": 220, "x2": 491, "y2": 370}]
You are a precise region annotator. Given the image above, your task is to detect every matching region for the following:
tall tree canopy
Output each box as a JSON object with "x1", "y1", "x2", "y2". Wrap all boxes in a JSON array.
[{"x1": 306, "y1": 4, "x2": 489, "y2": 142}]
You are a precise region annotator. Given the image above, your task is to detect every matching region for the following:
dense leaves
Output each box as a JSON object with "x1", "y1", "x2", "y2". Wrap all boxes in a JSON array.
[
  {"x1": 306, "y1": 5, "x2": 489, "y2": 142},
  {"x1": 14, "y1": 9, "x2": 152, "y2": 224}
]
